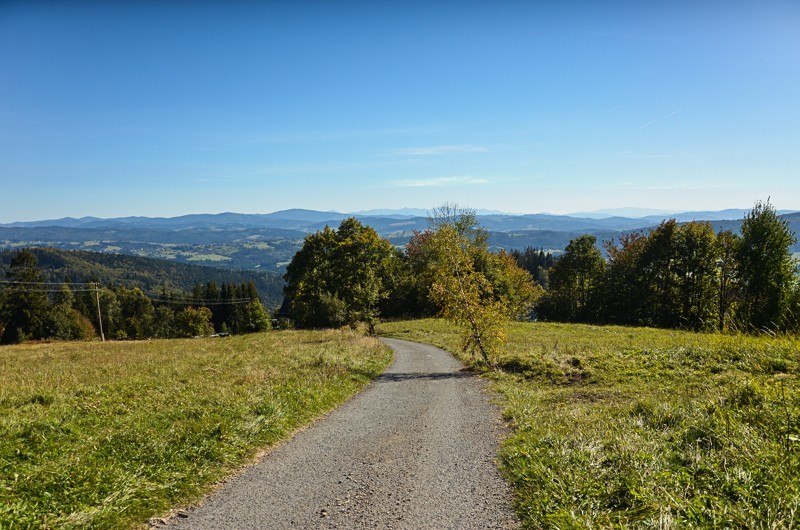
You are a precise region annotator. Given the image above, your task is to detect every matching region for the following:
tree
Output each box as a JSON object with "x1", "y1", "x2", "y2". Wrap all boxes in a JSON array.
[
  {"x1": 241, "y1": 298, "x2": 272, "y2": 333},
  {"x1": 484, "y1": 250, "x2": 543, "y2": 320},
  {"x1": 736, "y1": 200, "x2": 797, "y2": 331},
  {"x1": 175, "y1": 306, "x2": 214, "y2": 337},
  {"x1": 638, "y1": 220, "x2": 682, "y2": 328},
  {"x1": 510, "y1": 247, "x2": 555, "y2": 287},
  {"x1": 538, "y1": 235, "x2": 605, "y2": 322},
  {"x1": 284, "y1": 218, "x2": 396, "y2": 331},
  {"x1": 425, "y1": 205, "x2": 539, "y2": 365},
  {"x1": 379, "y1": 247, "x2": 424, "y2": 319},
  {"x1": 115, "y1": 287, "x2": 155, "y2": 339},
  {"x1": 601, "y1": 232, "x2": 649, "y2": 325},
  {"x1": 715, "y1": 230, "x2": 740, "y2": 331},
  {"x1": 0, "y1": 249, "x2": 50, "y2": 344},
  {"x1": 429, "y1": 223, "x2": 507, "y2": 364},
  {"x1": 395, "y1": 229, "x2": 444, "y2": 317},
  {"x1": 46, "y1": 283, "x2": 97, "y2": 341},
  {"x1": 674, "y1": 222, "x2": 720, "y2": 330},
  {"x1": 151, "y1": 305, "x2": 177, "y2": 338}
]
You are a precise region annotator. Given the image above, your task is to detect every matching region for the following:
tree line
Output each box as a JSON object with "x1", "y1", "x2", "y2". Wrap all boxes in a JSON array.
[
  {"x1": 0, "y1": 247, "x2": 285, "y2": 308},
  {"x1": 283, "y1": 206, "x2": 539, "y2": 363},
  {"x1": 4, "y1": 201, "x2": 798, "y2": 352},
  {"x1": 537, "y1": 200, "x2": 800, "y2": 333},
  {"x1": 283, "y1": 201, "x2": 800, "y2": 360},
  {"x1": 0, "y1": 249, "x2": 271, "y2": 344}
]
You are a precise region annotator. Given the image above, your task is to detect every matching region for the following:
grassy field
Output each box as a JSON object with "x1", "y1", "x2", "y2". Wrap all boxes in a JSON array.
[
  {"x1": 379, "y1": 319, "x2": 800, "y2": 529},
  {"x1": 0, "y1": 330, "x2": 392, "y2": 529}
]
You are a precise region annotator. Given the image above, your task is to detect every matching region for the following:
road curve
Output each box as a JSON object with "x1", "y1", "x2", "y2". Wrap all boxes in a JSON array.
[{"x1": 161, "y1": 338, "x2": 519, "y2": 529}]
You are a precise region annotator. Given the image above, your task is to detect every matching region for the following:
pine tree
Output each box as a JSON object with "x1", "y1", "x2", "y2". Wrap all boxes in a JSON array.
[{"x1": 1, "y1": 249, "x2": 50, "y2": 344}]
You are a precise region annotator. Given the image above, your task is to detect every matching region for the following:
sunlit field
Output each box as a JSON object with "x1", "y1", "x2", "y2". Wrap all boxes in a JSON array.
[
  {"x1": 0, "y1": 331, "x2": 392, "y2": 528},
  {"x1": 380, "y1": 319, "x2": 800, "y2": 528}
]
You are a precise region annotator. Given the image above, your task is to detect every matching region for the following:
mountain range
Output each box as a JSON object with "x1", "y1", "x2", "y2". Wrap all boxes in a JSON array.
[{"x1": 2, "y1": 208, "x2": 798, "y2": 273}]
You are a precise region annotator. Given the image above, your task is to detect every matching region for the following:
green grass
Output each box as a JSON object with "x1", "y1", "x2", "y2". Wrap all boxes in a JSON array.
[
  {"x1": 379, "y1": 319, "x2": 800, "y2": 529},
  {"x1": 0, "y1": 330, "x2": 392, "y2": 529},
  {"x1": 184, "y1": 253, "x2": 232, "y2": 262}
]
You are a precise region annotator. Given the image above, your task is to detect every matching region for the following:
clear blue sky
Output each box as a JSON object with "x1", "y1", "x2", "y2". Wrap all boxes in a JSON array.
[{"x1": 1, "y1": 1, "x2": 798, "y2": 222}]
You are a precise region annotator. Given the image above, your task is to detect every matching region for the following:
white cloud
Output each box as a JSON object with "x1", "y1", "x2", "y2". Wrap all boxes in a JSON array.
[
  {"x1": 389, "y1": 144, "x2": 489, "y2": 156},
  {"x1": 639, "y1": 109, "x2": 685, "y2": 129},
  {"x1": 391, "y1": 176, "x2": 490, "y2": 187}
]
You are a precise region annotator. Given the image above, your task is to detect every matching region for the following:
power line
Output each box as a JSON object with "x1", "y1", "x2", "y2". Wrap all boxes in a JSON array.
[
  {"x1": 149, "y1": 298, "x2": 253, "y2": 306},
  {"x1": 0, "y1": 288, "x2": 100, "y2": 293},
  {"x1": 0, "y1": 280, "x2": 98, "y2": 286},
  {"x1": 0, "y1": 281, "x2": 256, "y2": 305}
]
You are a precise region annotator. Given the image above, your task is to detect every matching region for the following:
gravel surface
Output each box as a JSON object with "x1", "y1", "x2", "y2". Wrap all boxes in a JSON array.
[{"x1": 160, "y1": 338, "x2": 519, "y2": 529}]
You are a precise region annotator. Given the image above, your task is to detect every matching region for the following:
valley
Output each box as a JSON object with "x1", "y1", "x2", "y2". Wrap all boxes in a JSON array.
[{"x1": 3, "y1": 209, "x2": 798, "y2": 273}]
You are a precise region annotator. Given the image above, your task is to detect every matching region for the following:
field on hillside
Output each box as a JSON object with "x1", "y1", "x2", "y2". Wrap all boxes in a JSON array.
[
  {"x1": 379, "y1": 319, "x2": 800, "y2": 528},
  {"x1": 0, "y1": 331, "x2": 392, "y2": 529}
]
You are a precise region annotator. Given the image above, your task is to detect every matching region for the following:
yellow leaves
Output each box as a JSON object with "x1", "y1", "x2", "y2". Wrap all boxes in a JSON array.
[{"x1": 425, "y1": 214, "x2": 536, "y2": 366}]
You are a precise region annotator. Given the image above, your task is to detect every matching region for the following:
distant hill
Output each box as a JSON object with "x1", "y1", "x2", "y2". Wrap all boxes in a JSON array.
[
  {"x1": 0, "y1": 248, "x2": 285, "y2": 308},
  {"x1": 1, "y1": 208, "x2": 798, "y2": 272},
  {"x1": 6, "y1": 207, "x2": 796, "y2": 233},
  {"x1": 567, "y1": 207, "x2": 678, "y2": 219}
]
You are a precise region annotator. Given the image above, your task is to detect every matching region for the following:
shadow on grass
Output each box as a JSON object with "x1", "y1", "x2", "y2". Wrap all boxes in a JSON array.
[{"x1": 495, "y1": 358, "x2": 538, "y2": 375}]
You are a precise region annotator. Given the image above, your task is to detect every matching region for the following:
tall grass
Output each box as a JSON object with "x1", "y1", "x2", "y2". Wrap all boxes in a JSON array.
[
  {"x1": 0, "y1": 330, "x2": 392, "y2": 529},
  {"x1": 380, "y1": 319, "x2": 800, "y2": 528}
]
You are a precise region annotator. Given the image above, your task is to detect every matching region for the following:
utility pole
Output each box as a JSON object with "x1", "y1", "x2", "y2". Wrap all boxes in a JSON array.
[{"x1": 94, "y1": 282, "x2": 105, "y2": 342}]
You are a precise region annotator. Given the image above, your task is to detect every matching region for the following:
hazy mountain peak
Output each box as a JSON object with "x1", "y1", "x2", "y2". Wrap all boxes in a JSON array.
[{"x1": 566, "y1": 207, "x2": 679, "y2": 219}]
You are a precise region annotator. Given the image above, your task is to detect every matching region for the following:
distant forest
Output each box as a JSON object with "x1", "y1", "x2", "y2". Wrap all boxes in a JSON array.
[
  {"x1": 0, "y1": 249, "x2": 274, "y2": 343},
  {"x1": 3, "y1": 210, "x2": 798, "y2": 274},
  {"x1": 2, "y1": 202, "x2": 799, "y2": 346},
  {"x1": 0, "y1": 248, "x2": 284, "y2": 308}
]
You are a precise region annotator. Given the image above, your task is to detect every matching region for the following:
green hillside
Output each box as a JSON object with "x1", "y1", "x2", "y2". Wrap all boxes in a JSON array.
[
  {"x1": 0, "y1": 330, "x2": 392, "y2": 528},
  {"x1": 380, "y1": 319, "x2": 800, "y2": 528},
  {"x1": 0, "y1": 248, "x2": 285, "y2": 308}
]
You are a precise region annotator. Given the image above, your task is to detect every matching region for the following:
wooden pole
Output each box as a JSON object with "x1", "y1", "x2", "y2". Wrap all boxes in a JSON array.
[{"x1": 95, "y1": 283, "x2": 105, "y2": 342}]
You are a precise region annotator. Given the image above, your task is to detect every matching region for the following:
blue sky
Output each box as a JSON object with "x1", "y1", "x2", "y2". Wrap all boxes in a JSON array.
[{"x1": 1, "y1": 1, "x2": 799, "y2": 222}]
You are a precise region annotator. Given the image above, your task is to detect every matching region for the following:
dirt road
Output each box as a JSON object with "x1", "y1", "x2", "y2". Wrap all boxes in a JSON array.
[{"x1": 162, "y1": 338, "x2": 518, "y2": 529}]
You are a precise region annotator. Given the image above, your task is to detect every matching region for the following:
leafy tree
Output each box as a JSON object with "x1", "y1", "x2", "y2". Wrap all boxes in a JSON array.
[
  {"x1": 243, "y1": 298, "x2": 272, "y2": 332},
  {"x1": 284, "y1": 218, "x2": 396, "y2": 331},
  {"x1": 674, "y1": 222, "x2": 720, "y2": 330},
  {"x1": 736, "y1": 200, "x2": 797, "y2": 331},
  {"x1": 378, "y1": 248, "x2": 424, "y2": 319},
  {"x1": 715, "y1": 230, "x2": 740, "y2": 330},
  {"x1": 601, "y1": 232, "x2": 649, "y2": 325},
  {"x1": 395, "y1": 230, "x2": 444, "y2": 317},
  {"x1": 639, "y1": 220, "x2": 682, "y2": 327},
  {"x1": 429, "y1": 222, "x2": 508, "y2": 364},
  {"x1": 600, "y1": 221, "x2": 720, "y2": 331},
  {"x1": 424, "y1": 205, "x2": 539, "y2": 365},
  {"x1": 0, "y1": 249, "x2": 49, "y2": 344},
  {"x1": 115, "y1": 287, "x2": 155, "y2": 339},
  {"x1": 46, "y1": 283, "x2": 97, "y2": 341},
  {"x1": 787, "y1": 281, "x2": 800, "y2": 334},
  {"x1": 151, "y1": 306, "x2": 177, "y2": 338},
  {"x1": 175, "y1": 306, "x2": 214, "y2": 337},
  {"x1": 538, "y1": 235, "x2": 605, "y2": 322},
  {"x1": 484, "y1": 250, "x2": 543, "y2": 320}
]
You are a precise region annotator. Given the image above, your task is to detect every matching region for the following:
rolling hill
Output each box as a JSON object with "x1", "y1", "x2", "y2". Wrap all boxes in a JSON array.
[
  {"x1": 1, "y1": 209, "x2": 798, "y2": 273},
  {"x1": 0, "y1": 248, "x2": 285, "y2": 308}
]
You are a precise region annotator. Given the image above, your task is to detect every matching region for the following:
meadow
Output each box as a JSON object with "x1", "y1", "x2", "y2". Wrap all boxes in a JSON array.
[
  {"x1": 379, "y1": 319, "x2": 800, "y2": 529},
  {"x1": 0, "y1": 330, "x2": 392, "y2": 529}
]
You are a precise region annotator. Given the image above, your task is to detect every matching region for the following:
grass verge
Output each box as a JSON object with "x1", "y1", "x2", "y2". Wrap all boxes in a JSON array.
[
  {"x1": 0, "y1": 330, "x2": 392, "y2": 529},
  {"x1": 379, "y1": 319, "x2": 800, "y2": 528}
]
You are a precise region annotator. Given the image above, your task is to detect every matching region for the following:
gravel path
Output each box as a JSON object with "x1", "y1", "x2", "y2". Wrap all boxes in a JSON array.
[{"x1": 160, "y1": 338, "x2": 519, "y2": 529}]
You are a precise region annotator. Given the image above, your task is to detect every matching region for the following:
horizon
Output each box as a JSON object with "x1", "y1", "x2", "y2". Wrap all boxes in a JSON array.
[
  {"x1": 4, "y1": 204, "x2": 799, "y2": 226},
  {"x1": 2, "y1": 3, "x2": 799, "y2": 222}
]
